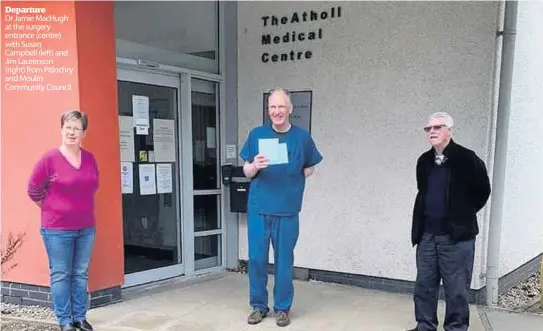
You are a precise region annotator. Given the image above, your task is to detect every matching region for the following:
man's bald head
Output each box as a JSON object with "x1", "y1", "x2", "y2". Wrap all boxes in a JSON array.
[
  {"x1": 268, "y1": 88, "x2": 292, "y2": 107},
  {"x1": 267, "y1": 88, "x2": 293, "y2": 131}
]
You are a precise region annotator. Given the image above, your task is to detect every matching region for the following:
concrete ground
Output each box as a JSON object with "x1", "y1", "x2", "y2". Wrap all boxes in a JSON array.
[
  {"x1": 86, "y1": 272, "x2": 487, "y2": 331},
  {"x1": 481, "y1": 309, "x2": 543, "y2": 331}
]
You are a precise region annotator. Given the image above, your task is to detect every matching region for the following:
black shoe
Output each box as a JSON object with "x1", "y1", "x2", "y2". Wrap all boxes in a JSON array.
[
  {"x1": 73, "y1": 320, "x2": 93, "y2": 331},
  {"x1": 60, "y1": 324, "x2": 77, "y2": 331}
]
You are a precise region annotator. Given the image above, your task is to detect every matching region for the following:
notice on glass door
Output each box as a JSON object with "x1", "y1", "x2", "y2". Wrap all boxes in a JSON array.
[
  {"x1": 153, "y1": 118, "x2": 176, "y2": 162},
  {"x1": 121, "y1": 162, "x2": 133, "y2": 194},
  {"x1": 206, "y1": 127, "x2": 216, "y2": 148},
  {"x1": 138, "y1": 164, "x2": 156, "y2": 195},
  {"x1": 119, "y1": 116, "x2": 135, "y2": 162},
  {"x1": 156, "y1": 163, "x2": 173, "y2": 194},
  {"x1": 132, "y1": 95, "x2": 149, "y2": 135}
]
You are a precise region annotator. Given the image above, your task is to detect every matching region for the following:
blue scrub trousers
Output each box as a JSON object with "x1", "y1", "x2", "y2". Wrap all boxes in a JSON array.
[{"x1": 248, "y1": 212, "x2": 299, "y2": 313}]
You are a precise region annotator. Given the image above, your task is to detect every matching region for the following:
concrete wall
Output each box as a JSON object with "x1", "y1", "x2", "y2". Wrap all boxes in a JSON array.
[
  {"x1": 499, "y1": 1, "x2": 543, "y2": 277},
  {"x1": 237, "y1": 1, "x2": 499, "y2": 287}
]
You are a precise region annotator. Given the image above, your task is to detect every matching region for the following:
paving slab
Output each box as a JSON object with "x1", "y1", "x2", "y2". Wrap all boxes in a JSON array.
[
  {"x1": 483, "y1": 309, "x2": 543, "y2": 331},
  {"x1": 87, "y1": 272, "x2": 486, "y2": 331}
]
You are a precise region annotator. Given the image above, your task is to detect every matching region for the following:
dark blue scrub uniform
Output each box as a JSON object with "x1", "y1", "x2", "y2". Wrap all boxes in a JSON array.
[{"x1": 240, "y1": 124, "x2": 323, "y2": 314}]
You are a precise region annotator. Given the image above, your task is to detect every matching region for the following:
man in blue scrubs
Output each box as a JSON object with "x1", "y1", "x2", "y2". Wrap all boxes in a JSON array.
[{"x1": 240, "y1": 88, "x2": 323, "y2": 327}]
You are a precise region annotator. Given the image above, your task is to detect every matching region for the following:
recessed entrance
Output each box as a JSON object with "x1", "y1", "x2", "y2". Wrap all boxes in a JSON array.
[
  {"x1": 114, "y1": 1, "x2": 226, "y2": 288},
  {"x1": 117, "y1": 66, "x2": 225, "y2": 287},
  {"x1": 117, "y1": 68, "x2": 185, "y2": 287}
]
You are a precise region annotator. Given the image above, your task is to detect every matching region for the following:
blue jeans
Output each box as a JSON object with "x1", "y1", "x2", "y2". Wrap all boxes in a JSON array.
[
  {"x1": 40, "y1": 227, "x2": 96, "y2": 326},
  {"x1": 248, "y1": 213, "x2": 299, "y2": 313},
  {"x1": 414, "y1": 234, "x2": 475, "y2": 331}
]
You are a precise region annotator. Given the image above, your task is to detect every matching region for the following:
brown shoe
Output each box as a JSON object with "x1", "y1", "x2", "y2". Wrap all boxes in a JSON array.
[
  {"x1": 276, "y1": 311, "x2": 290, "y2": 327},
  {"x1": 247, "y1": 310, "x2": 267, "y2": 325}
]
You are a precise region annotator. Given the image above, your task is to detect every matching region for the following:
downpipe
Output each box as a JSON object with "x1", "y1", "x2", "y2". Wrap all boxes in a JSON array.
[{"x1": 485, "y1": 0, "x2": 518, "y2": 307}]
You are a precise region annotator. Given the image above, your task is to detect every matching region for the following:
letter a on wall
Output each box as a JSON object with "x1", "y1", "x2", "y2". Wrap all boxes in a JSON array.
[{"x1": 263, "y1": 90, "x2": 313, "y2": 133}]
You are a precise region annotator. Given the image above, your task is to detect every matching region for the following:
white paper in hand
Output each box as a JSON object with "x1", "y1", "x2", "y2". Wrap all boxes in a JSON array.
[
  {"x1": 258, "y1": 138, "x2": 279, "y2": 162},
  {"x1": 275, "y1": 143, "x2": 289, "y2": 165}
]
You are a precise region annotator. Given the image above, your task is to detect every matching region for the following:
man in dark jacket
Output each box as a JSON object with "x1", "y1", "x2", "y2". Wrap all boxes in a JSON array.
[{"x1": 407, "y1": 112, "x2": 491, "y2": 331}]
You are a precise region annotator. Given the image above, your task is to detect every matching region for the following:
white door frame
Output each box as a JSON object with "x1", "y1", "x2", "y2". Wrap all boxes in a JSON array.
[
  {"x1": 117, "y1": 67, "x2": 185, "y2": 288},
  {"x1": 117, "y1": 59, "x2": 228, "y2": 286}
]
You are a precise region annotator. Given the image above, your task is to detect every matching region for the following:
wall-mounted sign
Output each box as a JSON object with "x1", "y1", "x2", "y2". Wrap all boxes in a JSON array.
[
  {"x1": 260, "y1": 6, "x2": 343, "y2": 64},
  {"x1": 263, "y1": 90, "x2": 313, "y2": 133}
]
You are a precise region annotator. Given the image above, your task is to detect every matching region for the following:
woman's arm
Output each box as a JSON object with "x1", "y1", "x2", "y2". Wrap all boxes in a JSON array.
[{"x1": 27, "y1": 154, "x2": 50, "y2": 206}]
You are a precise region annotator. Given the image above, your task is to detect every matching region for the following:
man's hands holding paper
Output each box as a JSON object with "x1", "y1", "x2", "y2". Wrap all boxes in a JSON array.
[
  {"x1": 243, "y1": 154, "x2": 268, "y2": 178},
  {"x1": 253, "y1": 154, "x2": 269, "y2": 170},
  {"x1": 244, "y1": 138, "x2": 290, "y2": 179}
]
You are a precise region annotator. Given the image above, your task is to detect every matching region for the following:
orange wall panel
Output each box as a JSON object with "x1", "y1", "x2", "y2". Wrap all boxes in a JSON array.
[
  {"x1": 74, "y1": 1, "x2": 124, "y2": 291},
  {"x1": 1, "y1": 1, "x2": 123, "y2": 291},
  {"x1": 1, "y1": 1, "x2": 80, "y2": 286}
]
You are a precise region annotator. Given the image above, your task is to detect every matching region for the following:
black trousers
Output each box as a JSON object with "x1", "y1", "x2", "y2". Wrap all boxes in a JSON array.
[{"x1": 414, "y1": 234, "x2": 475, "y2": 331}]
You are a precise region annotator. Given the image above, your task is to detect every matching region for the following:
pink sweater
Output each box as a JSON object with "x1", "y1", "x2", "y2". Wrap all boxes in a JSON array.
[{"x1": 27, "y1": 148, "x2": 99, "y2": 230}]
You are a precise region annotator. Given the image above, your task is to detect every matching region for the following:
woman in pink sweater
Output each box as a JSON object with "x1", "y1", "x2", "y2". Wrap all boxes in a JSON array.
[{"x1": 28, "y1": 110, "x2": 99, "y2": 331}]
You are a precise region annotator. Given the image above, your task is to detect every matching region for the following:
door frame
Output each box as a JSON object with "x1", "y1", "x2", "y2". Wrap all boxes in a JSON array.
[
  {"x1": 117, "y1": 59, "x2": 228, "y2": 287},
  {"x1": 117, "y1": 67, "x2": 186, "y2": 288},
  {"x1": 191, "y1": 78, "x2": 224, "y2": 271}
]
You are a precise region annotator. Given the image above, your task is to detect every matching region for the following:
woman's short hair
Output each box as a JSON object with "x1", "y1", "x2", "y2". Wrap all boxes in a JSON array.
[{"x1": 61, "y1": 110, "x2": 88, "y2": 131}]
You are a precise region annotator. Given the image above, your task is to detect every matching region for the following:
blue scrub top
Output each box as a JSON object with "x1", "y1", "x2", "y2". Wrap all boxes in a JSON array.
[{"x1": 240, "y1": 124, "x2": 323, "y2": 216}]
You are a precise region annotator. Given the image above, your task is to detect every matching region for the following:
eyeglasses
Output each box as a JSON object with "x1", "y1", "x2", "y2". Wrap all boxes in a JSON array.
[
  {"x1": 64, "y1": 126, "x2": 83, "y2": 135},
  {"x1": 423, "y1": 125, "x2": 447, "y2": 133}
]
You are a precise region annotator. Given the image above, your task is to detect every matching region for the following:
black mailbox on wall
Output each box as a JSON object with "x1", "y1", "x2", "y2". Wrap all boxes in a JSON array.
[
  {"x1": 222, "y1": 164, "x2": 250, "y2": 213},
  {"x1": 230, "y1": 180, "x2": 250, "y2": 213}
]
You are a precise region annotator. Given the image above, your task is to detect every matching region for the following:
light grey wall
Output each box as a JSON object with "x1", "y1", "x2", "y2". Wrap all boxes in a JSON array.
[
  {"x1": 237, "y1": 1, "x2": 499, "y2": 288},
  {"x1": 114, "y1": 1, "x2": 217, "y2": 55},
  {"x1": 114, "y1": 1, "x2": 219, "y2": 73},
  {"x1": 499, "y1": 1, "x2": 543, "y2": 277},
  {"x1": 223, "y1": 1, "x2": 239, "y2": 269}
]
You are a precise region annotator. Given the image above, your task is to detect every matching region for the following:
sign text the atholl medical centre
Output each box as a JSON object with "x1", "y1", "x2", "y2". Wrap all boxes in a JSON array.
[{"x1": 260, "y1": 6, "x2": 342, "y2": 64}]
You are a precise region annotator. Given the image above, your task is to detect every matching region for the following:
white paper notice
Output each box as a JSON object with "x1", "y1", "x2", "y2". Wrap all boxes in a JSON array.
[
  {"x1": 206, "y1": 127, "x2": 216, "y2": 148},
  {"x1": 153, "y1": 119, "x2": 176, "y2": 162},
  {"x1": 121, "y1": 162, "x2": 133, "y2": 194},
  {"x1": 135, "y1": 123, "x2": 148, "y2": 135},
  {"x1": 119, "y1": 116, "x2": 135, "y2": 162},
  {"x1": 156, "y1": 163, "x2": 173, "y2": 194},
  {"x1": 139, "y1": 164, "x2": 156, "y2": 195},
  {"x1": 148, "y1": 151, "x2": 155, "y2": 162},
  {"x1": 194, "y1": 140, "x2": 204, "y2": 162},
  {"x1": 226, "y1": 144, "x2": 237, "y2": 159},
  {"x1": 133, "y1": 95, "x2": 149, "y2": 135}
]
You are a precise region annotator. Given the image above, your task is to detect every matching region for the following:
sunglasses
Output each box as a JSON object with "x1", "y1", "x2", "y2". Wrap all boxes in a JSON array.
[{"x1": 423, "y1": 124, "x2": 447, "y2": 133}]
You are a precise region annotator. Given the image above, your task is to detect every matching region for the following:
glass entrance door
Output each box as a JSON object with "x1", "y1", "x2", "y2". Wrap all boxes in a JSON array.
[
  {"x1": 191, "y1": 78, "x2": 222, "y2": 271},
  {"x1": 117, "y1": 68, "x2": 184, "y2": 287}
]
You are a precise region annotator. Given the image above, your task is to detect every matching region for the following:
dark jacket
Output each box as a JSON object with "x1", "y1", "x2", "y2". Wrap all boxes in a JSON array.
[{"x1": 411, "y1": 140, "x2": 491, "y2": 245}]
